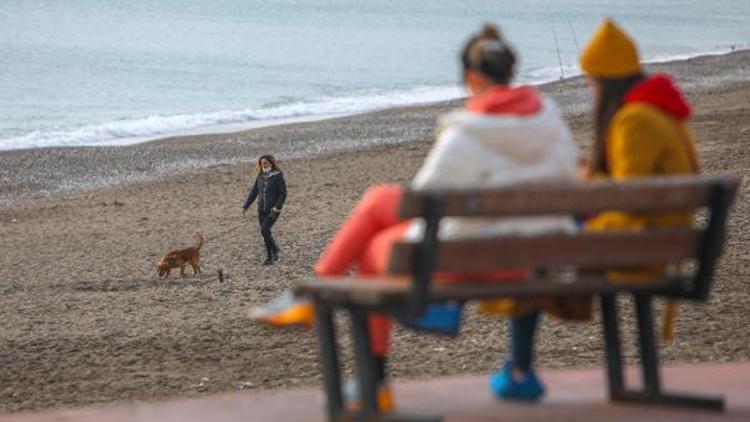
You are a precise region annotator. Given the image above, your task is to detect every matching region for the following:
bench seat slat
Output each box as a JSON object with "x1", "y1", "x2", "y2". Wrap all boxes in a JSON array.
[
  {"x1": 294, "y1": 275, "x2": 686, "y2": 307},
  {"x1": 388, "y1": 229, "x2": 700, "y2": 274},
  {"x1": 398, "y1": 175, "x2": 739, "y2": 218}
]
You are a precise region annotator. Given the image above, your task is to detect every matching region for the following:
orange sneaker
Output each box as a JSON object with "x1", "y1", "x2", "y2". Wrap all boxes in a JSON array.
[
  {"x1": 343, "y1": 378, "x2": 395, "y2": 413},
  {"x1": 378, "y1": 385, "x2": 395, "y2": 413},
  {"x1": 248, "y1": 291, "x2": 315, "y2": 329}
]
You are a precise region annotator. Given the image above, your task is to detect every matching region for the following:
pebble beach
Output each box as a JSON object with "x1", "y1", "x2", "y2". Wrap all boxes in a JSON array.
[{"x1": 1, "y1": 51, "x2": 749, "y2": 412}]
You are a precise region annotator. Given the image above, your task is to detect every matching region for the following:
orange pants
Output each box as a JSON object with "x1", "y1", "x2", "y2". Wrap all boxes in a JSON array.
[
  {"x1": 315, "y1": 184, "x2": 407, "y2": 357},
  {"x1": 314, "y1": 184, "x2": 527, "y2": 356}
]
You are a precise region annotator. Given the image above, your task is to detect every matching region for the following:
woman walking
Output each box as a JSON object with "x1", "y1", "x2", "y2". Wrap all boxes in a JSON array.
[{"x1": 243, "y1": 154, "x2": 287, "y2": 266}]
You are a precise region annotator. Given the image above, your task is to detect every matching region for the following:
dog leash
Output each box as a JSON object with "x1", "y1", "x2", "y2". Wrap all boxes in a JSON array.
[
  {"x1": 157, "y1": 223, "x2": 244, "y2": 253},
  {"x1": 205, "y1": 223, "x2": 244, "y2": 243}
]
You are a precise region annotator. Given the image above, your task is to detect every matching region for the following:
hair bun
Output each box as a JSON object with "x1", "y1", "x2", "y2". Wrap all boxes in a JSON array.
[
  {"x1": 461, "y1": 22, "x2": 516, "y2": 85},
  {"x1": 481, "y1": 23, "x2": 502, "y2": 40}
]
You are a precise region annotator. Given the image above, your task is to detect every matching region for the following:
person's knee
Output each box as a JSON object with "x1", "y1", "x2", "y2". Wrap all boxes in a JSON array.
[
  {"x1": 363, "y1": 184, "x2": 402, "y2": 202},
  {"x1": 358, "y1": 184, "x2": 404, "y2": 219}
]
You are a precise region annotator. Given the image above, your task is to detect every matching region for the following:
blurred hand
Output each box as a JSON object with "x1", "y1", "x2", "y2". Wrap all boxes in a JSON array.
[
  {"x1": 272, "y1": 207, "x2": 281, "y2": 214},
  {"x1": 242, "y1": 208, "x2": 247, "y2": 216},
  {"x1": 577, "y1": 157, "x2": 592, "y2": 181}
]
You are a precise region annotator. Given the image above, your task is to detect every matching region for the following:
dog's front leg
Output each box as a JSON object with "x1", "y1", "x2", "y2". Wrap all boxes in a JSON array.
[{"x1": 180, "y1": 265, "x2": 186, "y2": 277}]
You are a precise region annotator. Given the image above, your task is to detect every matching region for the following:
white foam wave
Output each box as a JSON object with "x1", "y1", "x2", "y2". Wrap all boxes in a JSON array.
[
  {"x1": 645, "y1": 46, "x2": 745, "y2": 65},
  {"x1": 0, "y1": 47, "x2": 742, "y2": 151},
  {"x1": 0, "y1": 85, "x2": 465, "y2": 151},
  {"x1": 519, "y1": 46, "x2": 744, "y2": 86}
]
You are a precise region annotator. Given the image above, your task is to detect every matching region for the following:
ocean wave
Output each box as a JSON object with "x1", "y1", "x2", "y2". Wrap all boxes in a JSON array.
[
  {"x1": 520, "y1": 45, "x2": 744, "y2": 85},
  {"x1": 645, "y1": 46, "x2": 746, "y2": 65},
  {"x1": 0, "y1": 47, "x2": 742, "y2": 151},
  {"x1": 0, "y1": 85, "x2": 465, "y2": 151}
]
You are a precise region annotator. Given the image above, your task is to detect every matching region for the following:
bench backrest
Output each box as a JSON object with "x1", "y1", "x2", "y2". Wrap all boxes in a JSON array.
[{"x1": 388, "y1": 175, "x2": 739, "y2": 312}]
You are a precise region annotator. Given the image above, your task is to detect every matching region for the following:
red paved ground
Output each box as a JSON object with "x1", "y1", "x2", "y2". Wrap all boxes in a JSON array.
[{"x1": 3, "y1": 363, "x2": 748, "y2": 421}]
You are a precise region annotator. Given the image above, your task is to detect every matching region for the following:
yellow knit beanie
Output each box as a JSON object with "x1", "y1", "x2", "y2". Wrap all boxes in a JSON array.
[{"x1": 581, "y1": 18, "x2": 641, "y2": 78}]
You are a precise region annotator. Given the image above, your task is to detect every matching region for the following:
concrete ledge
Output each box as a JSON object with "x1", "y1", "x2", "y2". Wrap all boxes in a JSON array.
[{"x1": 3, "y1": 363, "x2": 749, "y2": 421}]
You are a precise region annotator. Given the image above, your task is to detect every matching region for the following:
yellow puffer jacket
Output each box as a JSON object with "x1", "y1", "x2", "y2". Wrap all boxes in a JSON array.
[
  {"x1": 480, "y1": 74, "x2": 698, "y2": 320},
  {"x1": 586, "y1": 105, "x2": 697, "y2": 230},
  {"x1": 586, "y1": 74, "x2": 699, "y2": 283}
]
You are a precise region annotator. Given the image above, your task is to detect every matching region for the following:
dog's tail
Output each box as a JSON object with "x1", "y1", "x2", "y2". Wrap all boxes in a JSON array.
[{"x1": 194, "y1": 232, "x2": 205, "y2": 250}]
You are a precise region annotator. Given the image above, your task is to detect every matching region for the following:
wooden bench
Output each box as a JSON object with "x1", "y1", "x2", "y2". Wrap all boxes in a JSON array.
[{"x1": 294, "y1": 175, "x2": 739, "y2": 421}]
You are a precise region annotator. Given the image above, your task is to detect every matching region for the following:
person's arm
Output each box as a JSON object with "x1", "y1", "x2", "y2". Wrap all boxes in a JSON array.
[
  {"x1": 273, "y1": 173, "x2": 287, "y2": 211},
  {"x1": 608, "y1": 110, "x2": 663, "y2": 180},
  {"x1": 585, "y1": 110, "x2": 666, "y2": 232},
  {"x1": 243, "y1": 178, "x2": 259, "y2": 212},
  {"x1": 411, "y1": 127, "x2": 487, "y2": 189}
]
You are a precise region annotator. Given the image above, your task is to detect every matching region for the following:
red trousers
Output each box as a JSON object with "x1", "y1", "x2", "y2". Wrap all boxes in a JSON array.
[
  {"x1": 315, "y1": 185, "x2": 407, "y2": 356},
  {"x1": 314, "y1": 184, "x2": 526, "y2": 356}
]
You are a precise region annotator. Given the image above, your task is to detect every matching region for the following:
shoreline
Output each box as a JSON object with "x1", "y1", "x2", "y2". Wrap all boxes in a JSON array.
[
  {"x1": 1, "y1": 48, "x2": 746, "y2": 154},
  {"x1": 1, "y1": 50, "x2": 749, "y2": 211}
]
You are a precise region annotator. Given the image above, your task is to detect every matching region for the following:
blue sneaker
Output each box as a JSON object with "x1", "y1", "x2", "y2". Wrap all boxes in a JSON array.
[
  {"x1": 489, "y1": 361, "x2": 545, "y2": 402},
  {"x1": 398, "y1": 302, "x2": 462, "y2": 336}
]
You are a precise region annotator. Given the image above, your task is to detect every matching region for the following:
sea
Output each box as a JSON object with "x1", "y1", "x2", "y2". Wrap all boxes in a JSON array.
[{"x1": 1, "y1": 0, "x2": 748, "y2": 150}]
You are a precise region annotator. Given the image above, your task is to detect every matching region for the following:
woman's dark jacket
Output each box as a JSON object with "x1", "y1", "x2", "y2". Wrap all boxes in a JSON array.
[{"x1": 243, "y1": 170, "x2": 287, "y2": 213}]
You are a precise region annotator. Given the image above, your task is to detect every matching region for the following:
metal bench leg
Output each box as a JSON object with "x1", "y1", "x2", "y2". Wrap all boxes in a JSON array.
[
  {"x1": 316, "y1": 303, "x2": 344, "y2": 421},
  {"x1": 612, "y1": 294, "x2": 724, "y2": 412},
  {"x1": 600, "y1": 294, "x2": 625, "y2": 398},
  {"x1": 634, "y1": 294, "x2": 661, "y2": 397},
  {"x1": 351, "y1": 308, "x2": 379, "y2": 418},
  {"x1": 318, "y1": 306, "x2": 441, "y2": 422}
]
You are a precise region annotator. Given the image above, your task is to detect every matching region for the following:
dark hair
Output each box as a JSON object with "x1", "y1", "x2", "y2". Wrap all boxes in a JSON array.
[
  {"x1": 591, "y1": 74, "x2": 645, "y2": 174},
  {"x1": 461, "y1": 23, "x2": 517, "y2": 85},
  {"x1": 256, "y1": 154, "x2": 280, "y2": 175}
]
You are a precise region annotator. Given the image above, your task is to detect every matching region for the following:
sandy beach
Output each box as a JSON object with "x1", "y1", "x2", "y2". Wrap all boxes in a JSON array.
[{"x1": 1, "y1": 51, "x2": 749, "y2": 413}]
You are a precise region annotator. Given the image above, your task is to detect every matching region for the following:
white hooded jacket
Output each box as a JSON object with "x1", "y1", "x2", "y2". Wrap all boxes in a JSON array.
[{"x1": 407, "y1": 95, "x2": 578, "y2": 239}]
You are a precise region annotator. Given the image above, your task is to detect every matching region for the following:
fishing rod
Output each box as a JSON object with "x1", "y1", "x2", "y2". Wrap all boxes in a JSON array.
[
  {"x1": 551, "y1": 20, "x2": 565, "y2": 80},
  {"x1": 567, "y1": 19, "x2": 581, "y2": 59}
]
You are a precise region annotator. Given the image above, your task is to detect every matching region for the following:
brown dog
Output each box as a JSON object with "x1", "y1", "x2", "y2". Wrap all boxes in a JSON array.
[{"x1": 156, "y1": 233, "x2": 205, "y2": 278}]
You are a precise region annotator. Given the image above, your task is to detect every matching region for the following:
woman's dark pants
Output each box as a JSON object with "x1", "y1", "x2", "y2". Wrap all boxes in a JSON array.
[
  {"x1": 258, "y1": 211, "x2": 279, "y2": 260},
  {"x1": 509, "y1": 311, "x2": 540, "y2": 373}
]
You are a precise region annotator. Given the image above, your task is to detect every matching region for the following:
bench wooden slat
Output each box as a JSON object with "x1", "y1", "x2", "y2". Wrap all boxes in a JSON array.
[
  {"x1": 294, "y1": 275, "x2": 685, "y2": 307},
  {"x1": 387, "y1": 228, "x2": 701, "y2": 274},
  {"x1": 398, "y1": 175, "x2": 739, "y2": 219}
]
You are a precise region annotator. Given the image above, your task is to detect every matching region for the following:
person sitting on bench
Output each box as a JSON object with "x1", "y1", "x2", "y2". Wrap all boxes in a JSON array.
[
  {"x1": 248, "y1": 23, "x2": 578, "y2": 410},
  {"x1": 478, "y1": 17, "x2": 703, "y2": 403}
]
